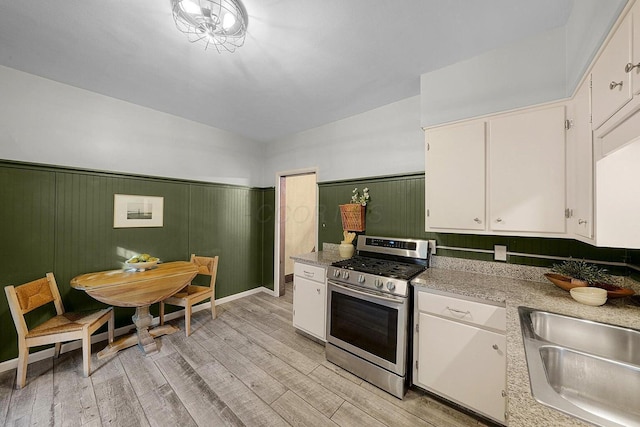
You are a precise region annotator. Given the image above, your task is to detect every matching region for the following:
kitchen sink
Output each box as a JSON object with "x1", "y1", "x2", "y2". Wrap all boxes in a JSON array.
[{"x1": 518, "y1": 307, "x2": 640, "y2": 427}]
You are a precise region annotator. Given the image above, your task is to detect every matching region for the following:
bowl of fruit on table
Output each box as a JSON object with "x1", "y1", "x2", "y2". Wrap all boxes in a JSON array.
[{"x1": 124, "y1": 254, "x2": 159, "y2": 271}]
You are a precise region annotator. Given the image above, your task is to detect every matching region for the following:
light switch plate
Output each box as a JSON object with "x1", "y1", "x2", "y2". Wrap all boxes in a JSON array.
[
  {"x1": 494, "y1": 245, "x2": 507, "y2": 261},
  {"x1": 428, "y1": 240, "x2": 436, "y2": 255}
]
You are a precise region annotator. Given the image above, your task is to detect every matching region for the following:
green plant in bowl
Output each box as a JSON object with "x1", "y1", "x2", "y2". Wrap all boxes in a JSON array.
[{"x1": 550, "y1": 259, "x2": 612, "y2": 286}]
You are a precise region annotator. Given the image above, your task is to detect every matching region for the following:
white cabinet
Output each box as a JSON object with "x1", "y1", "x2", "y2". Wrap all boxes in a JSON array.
[
  {"x1": 425, "y1": 103, "x2": 567, "y2": 236},
  {"x1": 591, "y1": 12, "x2": 633, "y2": 129},
  {"x1": 594, "y1": 135, "x2": 640, "y2": 249},
  {"x1": 632, "y1": 3, "x2": 640, "y2": 96},
  {"x1": 488, "y1": 105, "x2": 567, "y2": 234},
  {"x1": 566, "y1": 78, "x2": 594, "y2": 239},
  {"x1": 425, "y1": 120, "x2": 486, "y2": 230},
  {"x1": 292, "y1": 262, "x2": 326, "y2": 341},
  {"x1": 413, "y1": 290, "x2": 507, "y2": 424}
]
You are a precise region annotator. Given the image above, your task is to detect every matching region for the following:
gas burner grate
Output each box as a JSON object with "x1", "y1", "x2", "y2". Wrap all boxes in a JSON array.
[{"x1": 332, "y1": 256, "x2": 425, "y2": 280}]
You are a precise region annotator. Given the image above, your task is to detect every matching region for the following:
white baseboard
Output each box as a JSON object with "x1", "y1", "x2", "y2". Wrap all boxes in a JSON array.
[{"x1": 0, "y1": 286, "x2": 272, "y2": 375}]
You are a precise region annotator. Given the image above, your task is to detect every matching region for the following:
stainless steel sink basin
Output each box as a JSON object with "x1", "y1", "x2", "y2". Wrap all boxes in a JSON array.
[{"x1": 519, "y1": 307, "x2": 640, "y2": 427}]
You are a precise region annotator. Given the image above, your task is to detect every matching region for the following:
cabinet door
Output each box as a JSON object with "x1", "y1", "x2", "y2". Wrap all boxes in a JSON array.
[
  {"x1": 592, "y1": 13, "x2": 632, "y2": 129},
  {"x1": 425, "y1": 120, "x2": 486, "y2": 230},
  {"x1": 596, "y1": 138, "x2": 640, "y2": 249},
  {"x1": 489, "y1": 105, "x2": 566, "y2": 233},
  {"x1": 293, "y1": 276, "x2": 326, "y2": 340},
  {"x1": 567, "y1": 79, "x2": 594, "y2": 239},
  {"x1": 416, "y1": 313, "x2": 506, "y2": 423},
  {"x1": 633, "y1": 3, "x2": 640, "y2": 96}
]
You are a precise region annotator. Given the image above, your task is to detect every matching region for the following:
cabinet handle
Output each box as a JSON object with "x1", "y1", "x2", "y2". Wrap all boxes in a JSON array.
[
  {"x1": 303, "y1": 270, "x2": 314, "y2": 278},
  {"x1": 625, "y1": 62, "x2": 640, "y2": 73},
  {"x1": 492, "y1": 344, "x2": 499, "y2": 350},
  {"x1": 578, "y1": 219, "x2": 588, "y2": 225},
  {"x1": 446, "y1": 306, "x2": 471, "y2": 317},
  {"x1": 473, "y1": 217, "x2": 482, "y2": 224},
  {"x1": 316, "y1": 288, "x2": 321, "y2": 294},
  {"x1": 610, "y1": 81, "x2": 623, "y2": 90},
  {"x1": 495, "y1": 218, "x2": 503, "y2": 223}
]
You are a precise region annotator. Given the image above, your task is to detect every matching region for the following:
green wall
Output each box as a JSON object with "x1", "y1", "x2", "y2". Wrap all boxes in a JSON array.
[
  {"x1": 2, "y1": 163, "x2": 636, "y2": 365},
  {"x1": 319, "y1": 174, "x2": 634, "y2": 275},
  {"x1": 0, "y1": 161, "x2": 271, "y2": 363}
]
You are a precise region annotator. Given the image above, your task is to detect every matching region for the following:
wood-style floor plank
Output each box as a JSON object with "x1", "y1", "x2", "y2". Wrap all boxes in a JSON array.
[
  {"x1": 221, "y1": 310, "x2": 319, "y2": 375},
  {"x1": 331, "y1": 401, "x2": 387, "y2": 427},
  {"x1": 241, "y1": 294, "x2": 293, "y2": 323},
  {"x1": 0, "y1": 369, "x2": 15, "y2": 425},
  {"x1": 0, "y1": 285, "x2": 493, "y2": 427},
  {"x1": 271, "y1": 390, "x2": 338, "y2": 427},
  {"x1": 199, "y1": 359, "x2": 289, "y2": 427},
  {"x1": 155, "y1": 351, "x2": 243, "y2": 427},
  {"x1": 199, "y1": 332, "x2": 288, "y2": 405},
  {"x1": 135, "y1": 383, "x2": 198, "y2": 427},
  {"x1": 309, "y1": 364, "x2": 435, "y2": 427},
  {"x1": 359, "y1": 380, "x2": 488, "y2": 427},
  {"x1": 53, "y1": 350, "x2": 101, "y2": 426},
  {"x1": 93, "y1": 372, "x2": 150, "y2": 427},
  {"x1": 217, "y1": 316, "x2": 344, "y2": 418},
  {"x1": 5, "y1": 358, "x2": 54, "y2": 426}
]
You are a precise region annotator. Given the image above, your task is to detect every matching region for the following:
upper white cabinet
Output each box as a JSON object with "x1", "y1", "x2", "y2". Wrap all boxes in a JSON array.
[
  {"x1": 633, "y1": 3, "x2": 640, "y2": 96},
  {"x1": 566, "y1": 78, "x2": 594, "y2": 239},
  {"x1": 425, "y1": 120, "x2": 486, "y2": 230},
  {"x1": 425, "y1": 103, "x2": 567, "y2": 237},
  {"x1": 595, "y1": 137, "x2": 640, "y2": 249},
  {"x1": 591, "y1": 12, "x2": 633, "y2": 129},
  {"x1": 488, "y1": 105, "x2": 567, "y2": 233}
]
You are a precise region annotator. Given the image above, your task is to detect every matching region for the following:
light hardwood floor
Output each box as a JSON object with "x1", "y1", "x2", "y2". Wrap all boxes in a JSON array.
[{"x1": 0, "y1": 284, "x2": 493, "y2": 426}]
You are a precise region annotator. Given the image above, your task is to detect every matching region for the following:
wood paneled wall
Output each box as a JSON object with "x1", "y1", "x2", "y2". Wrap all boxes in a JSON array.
[{"x1": 0, "y1": 161, "x2": 271, "y2": 363}]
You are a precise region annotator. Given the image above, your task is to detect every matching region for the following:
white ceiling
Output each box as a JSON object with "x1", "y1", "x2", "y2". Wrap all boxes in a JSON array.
[{"x1": 0, "y1": 1, "x2": 623, "y2": 143}]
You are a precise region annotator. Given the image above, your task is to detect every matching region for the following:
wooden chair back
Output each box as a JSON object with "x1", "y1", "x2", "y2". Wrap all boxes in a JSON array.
[
  {"x1": 190, "y1": 254, "x2": 218, "y2": 288},
  {"x1": 5, "y1": 273, "x2": 65, "y2": 337}
]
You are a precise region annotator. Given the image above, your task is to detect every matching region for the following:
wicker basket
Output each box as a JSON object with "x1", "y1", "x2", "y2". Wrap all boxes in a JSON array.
[{"x1": 339, "y1": 204, "x2": 365, "y2": 232}]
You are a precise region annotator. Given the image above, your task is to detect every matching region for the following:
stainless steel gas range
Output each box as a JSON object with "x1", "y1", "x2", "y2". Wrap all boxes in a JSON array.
[{"x1": 326, "y1": 235, "x2": 430, "y2": 399}]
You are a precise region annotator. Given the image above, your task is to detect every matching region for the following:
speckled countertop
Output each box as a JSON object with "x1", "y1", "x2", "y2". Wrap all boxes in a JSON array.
[
  {"x1": 290, "y1": 248, "x2": 344, "y2": 267},
  {"x1": 290, "y1": 250, "x2": 640, "y2": 426},
  {"x1": 413, "y1": 259, "x2": 640, "y2": 427}
]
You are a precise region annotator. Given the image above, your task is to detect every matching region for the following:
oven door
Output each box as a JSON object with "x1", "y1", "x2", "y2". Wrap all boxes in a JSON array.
[{"x1": 327, "y1": 280, "x2": 408, "y2": 375}]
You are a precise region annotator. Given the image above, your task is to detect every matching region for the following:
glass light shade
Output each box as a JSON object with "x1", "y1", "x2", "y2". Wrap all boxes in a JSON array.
[{"x1": 171, "y1": 0, "x2": 248, "y2": 53}]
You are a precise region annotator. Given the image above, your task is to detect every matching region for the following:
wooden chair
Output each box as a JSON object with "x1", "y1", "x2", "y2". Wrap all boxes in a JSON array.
[
  {"x1": 159, "y1": 254, "x2": 218, "y2": 336},
  {"x1": 4, "y1": 272, "x2": 114, "y2": 389}
]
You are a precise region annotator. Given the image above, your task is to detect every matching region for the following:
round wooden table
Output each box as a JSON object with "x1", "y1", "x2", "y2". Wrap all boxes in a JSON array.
[{"x1": 71, "y1": 261, "x2": 198, "y2": 358}]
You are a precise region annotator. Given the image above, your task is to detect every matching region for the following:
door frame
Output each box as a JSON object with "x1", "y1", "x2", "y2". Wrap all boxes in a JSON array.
[{"x1": 273, "y1": 167, "x2": 319, "y2": 296}]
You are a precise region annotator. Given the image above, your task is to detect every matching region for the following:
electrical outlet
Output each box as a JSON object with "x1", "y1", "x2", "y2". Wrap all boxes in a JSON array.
[
  {"x1": 494, "y1": 245, "x2": 507, "y2": 261},
  {"x1": 428, "y1": 240, "x2": 436, "y2": 255}
]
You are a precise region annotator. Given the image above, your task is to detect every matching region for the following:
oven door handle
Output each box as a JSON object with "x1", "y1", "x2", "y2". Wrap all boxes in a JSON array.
[{"x1": 329, "y1": 281, "x2": 405, "y2": 304}]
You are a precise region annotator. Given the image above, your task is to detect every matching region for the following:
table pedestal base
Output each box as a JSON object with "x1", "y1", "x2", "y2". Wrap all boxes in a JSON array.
[{"x1": 97, "y1": 305, "x2": 178, "y2": 359}]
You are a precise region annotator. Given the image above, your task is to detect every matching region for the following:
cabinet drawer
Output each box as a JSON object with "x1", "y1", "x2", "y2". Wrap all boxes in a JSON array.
[
  {"x1": 294, "y1": 262, "x2": 326, "y2": 283},
  {"x1": 417, "y1": 291, "x2": 505, "y2": 332}
]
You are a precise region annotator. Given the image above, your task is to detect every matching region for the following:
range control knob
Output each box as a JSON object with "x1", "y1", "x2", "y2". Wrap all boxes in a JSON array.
[
  {"x1": 386, "y1": 282, "x2": 396, "y2": 291},
  {"x1": 333, "y1": 269, "x2": 340, "y2": 277},
  {"x1": 357, "y1": 275, "x2": 365, "y2": 283},
  {"x1": 374, "y1": 279, "x2": 384, "y2": 289},
  {"x1": 342, "y1": 271, "x2": 349, "y2": 279}
]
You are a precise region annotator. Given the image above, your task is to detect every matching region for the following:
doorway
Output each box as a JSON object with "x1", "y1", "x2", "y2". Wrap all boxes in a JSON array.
[{"x1": 275, "y1": 169, "x2": 318, "y2": 296}]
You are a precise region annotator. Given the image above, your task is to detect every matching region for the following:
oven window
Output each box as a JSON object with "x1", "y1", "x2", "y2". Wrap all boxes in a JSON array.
[{"x1": 330, "y1": 292, "x2": 398, "y2": 363}]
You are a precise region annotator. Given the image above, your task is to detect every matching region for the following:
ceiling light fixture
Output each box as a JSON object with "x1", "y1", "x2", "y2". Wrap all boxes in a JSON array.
[{"x1": 170, "y1": 0, "x2": 248, "y2": 53}]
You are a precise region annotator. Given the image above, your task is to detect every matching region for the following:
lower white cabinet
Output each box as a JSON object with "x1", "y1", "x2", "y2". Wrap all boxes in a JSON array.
[
  {"x1": 413, "y1": 289, "x2": 507, "y2": 424},
  {"x1": 292, "y1": 262, "x2": 327, "y2": 341}
]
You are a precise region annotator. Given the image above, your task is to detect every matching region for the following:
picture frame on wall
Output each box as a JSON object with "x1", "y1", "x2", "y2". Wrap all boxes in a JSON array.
[{"x1": 114, "y1": 194, "x2": 164, "y2": 228}]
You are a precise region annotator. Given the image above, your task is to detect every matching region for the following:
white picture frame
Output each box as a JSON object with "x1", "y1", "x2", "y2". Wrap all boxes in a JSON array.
[{"x1": 113, "y1": 194, "x2": 164, "y2": 228}]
